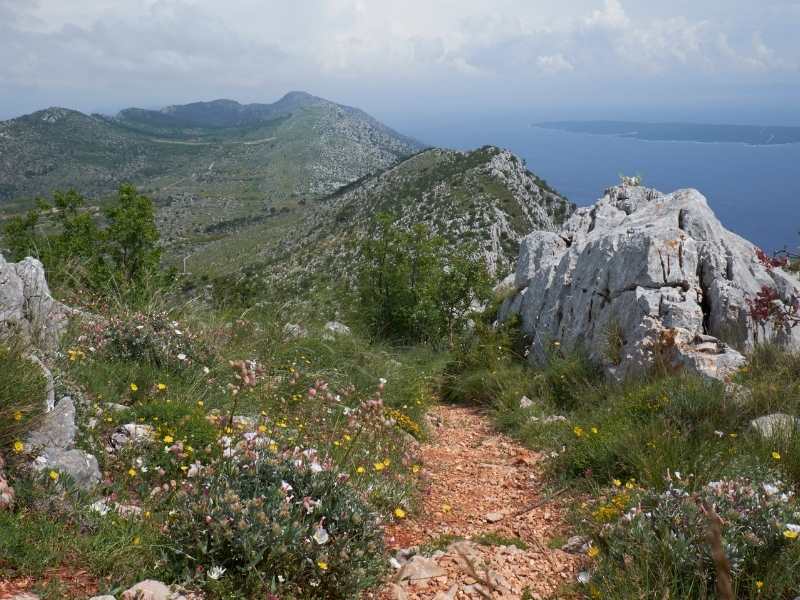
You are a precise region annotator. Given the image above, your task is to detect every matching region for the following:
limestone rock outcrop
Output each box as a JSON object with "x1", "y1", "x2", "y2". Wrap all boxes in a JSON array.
[
  {"x1": 0, "y1": 253, "x2": 70, "y2": 350},
  {"x1": 500, "y1": 182, "x2": 800, "y2": 380}
]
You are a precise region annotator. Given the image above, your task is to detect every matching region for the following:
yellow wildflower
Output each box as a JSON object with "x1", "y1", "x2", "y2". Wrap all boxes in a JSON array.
[
  {"x1": 373, "y1": 462, "x2": 385, "y2": 472},
  {"x1": 13, "y1": 440, "x2": 24, "y2": 453},
  {"x1": 128, "y1": 468, "x2": 137, "y2": 477},
  {"x1": 317, "y1": 561, "x2": 328, "y2": 570},
  {"x1": 49, "y1": 470, "x2": 59, "y2": 481},
  {"x1": 133, "y1": 536, "x2": 141, "y2": 545},
  {"x1": 344, "y1": 434, "x2": 352, "y2": 442},
  {"x1": 197, "y1": 400, "x2": 204, "y2": 407},
  {"x1": 382, "y1": 458, "x2": 391, "y2": 467},
  {"x1": 772, "y1": 451, "x2": 782, "y2": 460},
  {"x1": 612, "y1": 479, "x2": 622, "y2": 487},
  {"x1": 258, "y1": 425, "x2": 267, "y2": 433},
  {"x1": 442, "y1": 503, "x2": 452, "y2": 513},
  {"x1": 587, "y1": 546, "x2": 600, "y2": 558},
  {"x1": 394, "y1": 507, "x2": 407, "y2": 519},
  {"x1": 591, "y1": 426, "x2": 599, "y2": 434},
  {"x1": 573, "y1": 426, "x2": 584, "y2": 437},
  {"x1": 157, "y1": 383, "x2": 167, "y2": 391},
  {"x1": 13, "y1": 411, "x2": 22, "y2": 421},
  {"x1": 356, "y1": 466, "x2": 366, "y2": 474},
  {"x1": 756, "y1": 581, "x2": 764, "y2": 590},
  {"x1": 130, "y1": 383, "x2": 138, "y2": 392},
  {"x1": 784, "y1": 529, "x2": 799, "y2": 540},
  {"x1": 411, "y1": 464, "x2": 421, "y2": 474},
  {"x1": 163, "y1": 435, "x2": 174, "y2": 444}
]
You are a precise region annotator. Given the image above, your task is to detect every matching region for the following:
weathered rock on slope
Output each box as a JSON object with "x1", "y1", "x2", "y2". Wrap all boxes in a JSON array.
[
  {"x1": 500, "y1": 182, "x2": 800, "y2": 380},
  {"x1": 0, "y1": 253, "x2": 70, "y2": 350}
]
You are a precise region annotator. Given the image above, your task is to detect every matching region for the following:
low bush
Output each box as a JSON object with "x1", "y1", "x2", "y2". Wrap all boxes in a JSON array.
[{"x1": 163, "y1": 455, "x2": 385, "y2": 599}]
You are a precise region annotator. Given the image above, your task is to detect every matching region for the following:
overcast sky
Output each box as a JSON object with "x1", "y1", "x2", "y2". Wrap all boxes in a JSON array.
[{"x1": 2, "y1": 0, "x2": 799, "y2": 124}]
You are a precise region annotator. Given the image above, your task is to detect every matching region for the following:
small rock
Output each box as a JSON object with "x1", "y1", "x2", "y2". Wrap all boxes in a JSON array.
[
  {"x1": 104, "y1": 402, "x2": 130, "y2": 413},
  {"x1": 519, "y1": 395, "x2": 534, "y2": 409},
  {"x1": 89, "y1": 596, "x2": 117, "y2": 600},
  {"x1": 561, "y1": 535, "x2": 590, "y2": 554},
  {"x1": 283, "y1": 322, "x2": 308, "y2": 340},
  {"x1": 323, "y1": 321, "x2": 351, "y2": 338},
  {"x1": 485, "y1": 511, "x2": 504, "y2": 523},
  {"x1": 112, "y1": 423, "x2": 155, "y2": 449},
  {"x1": 749, "y1": 413, "x2": 800, "y2": 438},
  {"x1": 121, "y1": 580, "x2": 171, "y2": 600},
  {"x1": 396, "y1": 555, "x2": 447, "y2": 581},
  {"x1": 116, "y1": 503, "x2": 143, "y2": 518},
  {"x1": 10, "y1": 594, "x2": 41, "y2": 600}
]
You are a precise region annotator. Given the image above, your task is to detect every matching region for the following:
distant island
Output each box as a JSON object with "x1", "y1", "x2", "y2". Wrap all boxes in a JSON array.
[{"x1": 534, "y1": 120, "x2": 800, "y2": 145}]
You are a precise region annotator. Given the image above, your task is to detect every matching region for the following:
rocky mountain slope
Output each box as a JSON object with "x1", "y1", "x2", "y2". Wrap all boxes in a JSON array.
[
  {"x1": 188, "y1": 145, "x2": 573, "y2": 286},
  {"x1": 0, "y1": 92, "x2": 423, "y2": 209},
  {"x1": 500, "y1": 180, "x2": 800, "y2": 379}
]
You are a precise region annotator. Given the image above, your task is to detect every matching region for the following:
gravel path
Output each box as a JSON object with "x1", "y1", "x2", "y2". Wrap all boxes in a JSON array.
[{"x1": 377, "y1": 404, "x2": 581, "y2": 600}]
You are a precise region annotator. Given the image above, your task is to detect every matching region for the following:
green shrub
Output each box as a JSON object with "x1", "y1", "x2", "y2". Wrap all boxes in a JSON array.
[
  {"x1": 2, "y1": 185, "x2": 162, "y2": 299},
  {"x1": 163, "y1": 456, "x2": 385, "y2": 599},
  {"x1": 358, "y1": 214, "x2": 490, "y2": 346}
]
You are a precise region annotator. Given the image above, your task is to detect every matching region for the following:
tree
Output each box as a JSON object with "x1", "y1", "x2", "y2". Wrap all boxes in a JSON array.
[
  {"x1": 103, "y1": 184, "x2": 161, "y2": 285},
  {"x1": 358, "y1": 214, "x2": 489, "y2": 346},
  {"x1": 2, "y1": 184, "x2": 161, "y2": 296}
]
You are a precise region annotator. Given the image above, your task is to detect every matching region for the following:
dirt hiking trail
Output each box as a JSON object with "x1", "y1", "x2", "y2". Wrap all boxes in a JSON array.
[{"x1": 377, "y1": 404, "x2": 581, "y2": 600}]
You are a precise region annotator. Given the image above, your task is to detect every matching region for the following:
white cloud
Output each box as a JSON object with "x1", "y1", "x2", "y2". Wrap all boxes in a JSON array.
[{"x1": 0, "y1": 0, "x2": 797, "y2": 118}]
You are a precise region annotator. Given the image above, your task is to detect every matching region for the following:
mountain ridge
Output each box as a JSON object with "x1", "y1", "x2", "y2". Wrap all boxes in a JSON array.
[{"x1": 0, "y1": 92, "x2": 425, "y2": 206}]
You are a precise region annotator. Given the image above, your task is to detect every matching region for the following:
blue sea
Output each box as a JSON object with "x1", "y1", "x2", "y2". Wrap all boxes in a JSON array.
[{"x1": 404, "y1": 119, "x2": 800, "y2": 252}]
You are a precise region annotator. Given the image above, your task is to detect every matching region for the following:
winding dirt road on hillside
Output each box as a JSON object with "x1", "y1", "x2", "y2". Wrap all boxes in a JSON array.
[{"x1": 376, "y1": 405, "x2": 581, "y2": 600}]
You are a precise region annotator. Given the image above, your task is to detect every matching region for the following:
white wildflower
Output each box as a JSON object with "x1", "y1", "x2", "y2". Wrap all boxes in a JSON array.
[{"x1": 208, "y1": 566, "x2": 226, "y2": 580}]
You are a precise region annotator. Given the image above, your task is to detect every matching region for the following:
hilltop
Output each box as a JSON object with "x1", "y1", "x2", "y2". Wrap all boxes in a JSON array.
[{"x1": 0, "y1": 92, "x2": 423, "y2": 210}]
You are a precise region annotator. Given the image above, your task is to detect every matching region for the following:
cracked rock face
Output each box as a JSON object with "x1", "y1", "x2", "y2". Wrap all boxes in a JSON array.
[
  {"x1": 0, "y1": 253, "x2": 70, "y2": 350},
  {"x1": 501, "y1": 183, "x2": 800, "y2": 380}
]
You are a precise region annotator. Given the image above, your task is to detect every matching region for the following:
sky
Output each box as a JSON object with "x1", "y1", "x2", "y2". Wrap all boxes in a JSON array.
[{"x1": 1, "y1": 0, "x2": 799, "y2": 125}]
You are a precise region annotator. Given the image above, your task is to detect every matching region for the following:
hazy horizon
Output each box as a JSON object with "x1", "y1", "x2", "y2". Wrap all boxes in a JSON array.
[{"x1": 2, "y1": 1, "x2": 799, "y2": 126}]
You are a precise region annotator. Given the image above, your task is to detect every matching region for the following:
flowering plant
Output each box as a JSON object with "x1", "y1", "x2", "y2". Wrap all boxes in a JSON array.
[
  {"x1": 79, "y1": 311, "x2": 214, "y2": 372},
  {"x1": 162, "y1": 452, "x2": 385, "y2": 598},
  {"x1": 588, "y1": 473, "x2": 800, "y2": 597}
]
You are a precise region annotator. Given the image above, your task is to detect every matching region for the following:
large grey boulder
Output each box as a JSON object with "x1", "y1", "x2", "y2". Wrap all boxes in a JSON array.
[
  {"x1": 500, "y1": 182, "x2": 800, "y2": 380},
  {"x1": 0, "y1": 253, "x2": 70, "y2": 350}
]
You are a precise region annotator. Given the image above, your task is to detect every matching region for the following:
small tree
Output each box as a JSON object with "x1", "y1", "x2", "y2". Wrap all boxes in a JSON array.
[
  {"x1": 358, "y1": 214, "x2": 489, "y2": 346},
  {"x1": 103, "y1": 184, "x2": 161, "y2": 285}
]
